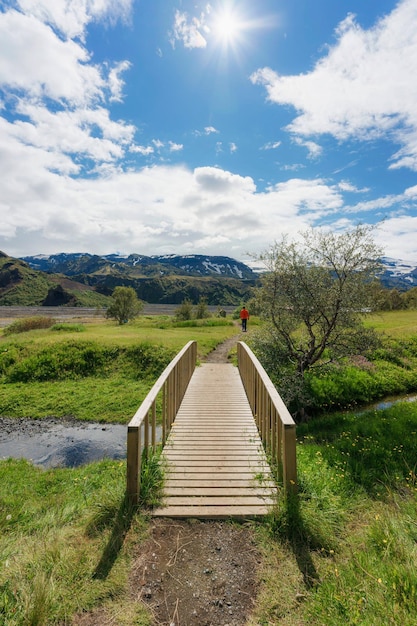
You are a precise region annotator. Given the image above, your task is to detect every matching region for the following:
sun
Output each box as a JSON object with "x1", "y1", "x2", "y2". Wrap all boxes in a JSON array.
[
  {"x1": 211, "y1": 7, "x2": 244, "y2": 45},
  {"x1": 213, "y1": 10, "x2": 240, "y2": 41}
]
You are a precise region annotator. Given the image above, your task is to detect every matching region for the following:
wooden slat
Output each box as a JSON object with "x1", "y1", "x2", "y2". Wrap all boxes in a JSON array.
[
  {"x1": 153, "y1": 505, "x2": 271, "y2": 518},
  {"x1": 152, "y1": 363, "x2": 277, "y2": 519}
]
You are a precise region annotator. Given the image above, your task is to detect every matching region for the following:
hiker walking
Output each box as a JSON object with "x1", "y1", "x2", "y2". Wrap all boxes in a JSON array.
[{"x1": 239, "y1": 306, "x2": 249, "y2": 332}]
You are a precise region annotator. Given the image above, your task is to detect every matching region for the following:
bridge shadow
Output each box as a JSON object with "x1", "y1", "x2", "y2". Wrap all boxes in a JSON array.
[
  {"x1": 91, "y1": 495, "x2": 136, "y2": 580},
  {"x1": 268, "y1": 493, "x2": 319, "y2": 589}
]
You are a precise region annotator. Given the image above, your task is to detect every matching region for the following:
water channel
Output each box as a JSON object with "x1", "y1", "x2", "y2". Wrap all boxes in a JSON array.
[
  {"x1": 0, "y1": 417, "x2": 162, "y2": 469},
  {"x1": 0, "y1": 394, "x2": 415, "y2": 470}
]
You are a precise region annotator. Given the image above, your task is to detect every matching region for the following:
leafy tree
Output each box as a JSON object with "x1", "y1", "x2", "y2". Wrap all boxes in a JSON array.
[
  {"x1": 194, "y1": 297, "x2": 211, "y2": 319},
  {"x1": 105, "y1": 286, "x2": 143, "y2": 324},
  {"x1": 254, "y1": 226, "x2": 382, "y2": 377},
  {"x1": 174, "y1": 299, "x2": 193, "y2": 321}
]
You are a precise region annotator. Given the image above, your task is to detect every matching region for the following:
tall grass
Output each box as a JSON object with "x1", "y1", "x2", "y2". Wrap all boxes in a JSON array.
[
  {"x1": 0, "y1": 455, "x2": 160, "y2": 625},
  {"x1": 250, "y1": 400, "x2": 417, "y2": 625}
]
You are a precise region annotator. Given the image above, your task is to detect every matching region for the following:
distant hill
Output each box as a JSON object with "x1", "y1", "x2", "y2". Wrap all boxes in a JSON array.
[
  {"x1": 0, "y1": 252, "x2": 110, "y2": 307},
  {"x1": 7, "y1": 251, "x2": 415, "y2": 309}
]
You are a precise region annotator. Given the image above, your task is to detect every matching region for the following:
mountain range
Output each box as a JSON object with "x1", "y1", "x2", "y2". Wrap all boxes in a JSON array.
[
  {"x1": 0, "y1": 251, "x2": 256, "y2": 307},
  {"x1": 1, "y1": 251, "x2": 416, "y2": 309},
  {"x1": 19, "y1": 252, "x2": 257, "y2": 281}
]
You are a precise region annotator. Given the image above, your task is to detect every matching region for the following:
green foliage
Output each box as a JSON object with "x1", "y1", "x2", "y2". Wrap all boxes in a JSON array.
[
  {"x1": 194, "y1": 296, "x2": 211, "y2": 319},
  {"x1": 3, "y1": 316, "x2": 56, "y2": 335},
  {"x1": 120, "y1": 342, "x2": 175, "y2": 380},
  {"x1": 0, "y1": 319, "x2": 238, "y2": 422},
  {"x1": 106, "y1": 286, "x2": 143, "y2": 324},
  {"x1": 4, "y1": 341, "x2": 112, "y2": 382},
  {"x1": 138, "y1": 446, "x2": 165, "y2": 508},
  {"x1": 250, "y1": 321, "x2": 417, "y2": 416},
  {"x1": 298, "y1": 401, "x2": 417, "y2": 494},
  {"x1": 174, "y1": 298, "x2": 194, "y2": 320},
  {"x1": 51, "y1": 322, "x2": 85, "y2": 332},
  {"x1": 254, "y1": 226, "x2": 381, "y2": 378},
  {"x1": 0, "y1": 458, "x2": 149, "y2": 625},
  {"x1": 1, "y1": 339, "x2": 175, "y2": 385},
  {"x1": 172, "y1": 318, "x2": 233, "y2": 328}
]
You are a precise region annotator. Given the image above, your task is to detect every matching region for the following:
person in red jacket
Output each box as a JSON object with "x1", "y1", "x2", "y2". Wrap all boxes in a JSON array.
[{"x1": 239, "y1": 306, "x2": 250, "y2": 332}]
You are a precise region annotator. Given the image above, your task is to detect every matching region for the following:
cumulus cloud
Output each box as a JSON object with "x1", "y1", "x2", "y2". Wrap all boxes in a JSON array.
[
  {"x1": 17, "y1": 0, "x2": 133, "y2": 39},
  {"x1": 170, "y1": 10, "x2": 207, "y2": 49},
  {"x1": 0, "y1": 1, "x2": 136, "y2": 180},
  {"x1": 251, "y1": 0, "x2": 417, "y2": 170}
]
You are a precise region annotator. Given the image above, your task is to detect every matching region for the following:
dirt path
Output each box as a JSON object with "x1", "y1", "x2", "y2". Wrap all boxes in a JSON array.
[{"x1": 203, "y1": 331, "x2": 243, "y2": 363}]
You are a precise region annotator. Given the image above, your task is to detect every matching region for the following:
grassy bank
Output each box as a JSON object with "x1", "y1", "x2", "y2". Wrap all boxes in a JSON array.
[
  {"x1": 0, "y1": 458, "x2": 154, "y2": 625},
  {"x1": 249, "y1": 399, "x2": 417, "y2": 626},
  {"x1": 0, "y1": 315, "x2": 238, "y2": 422}
]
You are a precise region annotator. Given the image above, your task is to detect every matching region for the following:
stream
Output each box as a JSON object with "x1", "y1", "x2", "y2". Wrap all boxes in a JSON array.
[{"x1": 0, "y1": 417, "x2": 162, "y2": 469}]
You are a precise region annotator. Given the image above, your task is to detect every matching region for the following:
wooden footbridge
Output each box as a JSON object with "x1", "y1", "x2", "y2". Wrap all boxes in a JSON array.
[{"x1": 127, "y1": 341, "x2": 297, "y2": 519}]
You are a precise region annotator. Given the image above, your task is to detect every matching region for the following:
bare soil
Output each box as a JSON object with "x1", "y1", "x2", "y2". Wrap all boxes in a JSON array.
[{"x1": 130, "y1": 518, "x2": 261, "y2": 626}]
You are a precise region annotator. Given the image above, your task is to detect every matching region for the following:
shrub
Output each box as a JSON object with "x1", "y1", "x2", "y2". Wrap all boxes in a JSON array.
[
  {"x1": 5, "y1": 341, "x2": 112, "y2": 382},
  {"x1": 51, "y1": 323, "x2": 85, "y2": 332},
  {"x1": 3, "y1": 316, "x2": 55, "y2": 335},
  {"x1": 122, "y1": 342, "x2": 175, "y2": 380},
  {"x1": 174, "y1": 299, "x2": 193, "y2": 321}
]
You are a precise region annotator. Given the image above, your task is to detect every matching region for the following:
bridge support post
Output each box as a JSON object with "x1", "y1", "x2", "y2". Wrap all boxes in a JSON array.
[{"x1": 126, "y1": 425, "x2": 141, "y2": 505}]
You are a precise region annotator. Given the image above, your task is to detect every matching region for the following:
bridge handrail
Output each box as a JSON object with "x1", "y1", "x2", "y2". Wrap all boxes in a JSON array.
[
  {"x1": 126, "y1": 340, "x2": 197, "y2": 504},
  {"x1": 237, "y1": 341, "x2": 297, "y2": 492}
]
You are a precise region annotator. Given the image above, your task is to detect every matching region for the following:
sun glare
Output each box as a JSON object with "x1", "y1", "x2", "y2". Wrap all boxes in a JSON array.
[
  {"x1": 214, "y1": 10, "x2": 240, "y2": 40},
  {"x1": 212, "y1": 8, "x2": 244, "y2": 45}
]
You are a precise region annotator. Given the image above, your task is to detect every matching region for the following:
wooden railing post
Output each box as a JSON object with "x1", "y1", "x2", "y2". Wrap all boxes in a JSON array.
[
  {"x1": 237, "y1": 341, "x2": 297, "y2": 495},
  {"x1": 126, "y1": 340, "x2": 197, "y2": 505}
]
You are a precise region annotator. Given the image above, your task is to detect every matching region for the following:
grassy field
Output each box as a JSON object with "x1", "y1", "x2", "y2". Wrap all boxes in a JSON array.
[
  {"x1": 1, "y1": 311, "x2": 417, "y2": 624},
  {"x1": 365, "y1": 309, "x2": 417, "y2": 336},
  {"x1": 0, "y1": 315, "x2": 239, "y2": 423}
]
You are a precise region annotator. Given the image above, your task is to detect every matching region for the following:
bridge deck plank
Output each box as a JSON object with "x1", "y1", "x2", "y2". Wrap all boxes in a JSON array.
[{"x1": 152, "y1": 363, "x2": 277, "y2": 519}]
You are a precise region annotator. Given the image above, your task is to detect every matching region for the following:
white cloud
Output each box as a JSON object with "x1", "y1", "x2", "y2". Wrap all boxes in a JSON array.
[
  {"x1": 130, "y1": 145, "x2": 154, "y2": 156},
  {"x1": 293, "y1": 137, "x2": 322, "y2": 159},
  {"x1": 229, "y1": 142, "x2": 237, "y2": 153},
  {"x1": 1, "y1": 142, "x2": 416, "y2": 261},
  {"x1": 0, "y1": 3, "x2": 135, "y2": 179},
  {"x1": 169, "y1": 141, "x2": 183, "y2": 152},
  {"x1": 16, "y1": 0, "x2": 133, "y2": 39},
  {"x1": 251, "y1": 0, "x2": 417, "y2": 170},
  {"x1": 108, "y1": 60, "x2": 131, "y2": 102},
  {"x1": 0, "y1": 10, "x2": 104, "y2": 105},
  {"x1": 205, "y1": 126, "x2": 219, "y2": 135},
  {"x1": 170, "y1": 10, "x2": 207, "y2": 49},
  {"x1": 337, "y1": 181, "x2": 369, "y2": 193},
  {"x1": 261, "y1": 141, "x2": 281, "y2": 150}
]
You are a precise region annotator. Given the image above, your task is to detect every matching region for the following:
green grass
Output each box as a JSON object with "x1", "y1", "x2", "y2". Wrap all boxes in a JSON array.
[
  {"x1": 365, "y1": 309, "x2": 417, "y2": 336},
  {"x1": 249, "y1": 400, "x2": 417, "y2": 626},
  {"x1": 0, "y1": 315, "x2": 240, "y2": 423},
  {"x1": 0, "y1": 458, "x2": 153, "y2": 625}
]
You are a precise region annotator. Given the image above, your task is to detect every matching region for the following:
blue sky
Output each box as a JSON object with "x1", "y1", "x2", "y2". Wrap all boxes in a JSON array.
[{"x1": 1, "y1": 0, "x2": 417, "y2": 264}]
